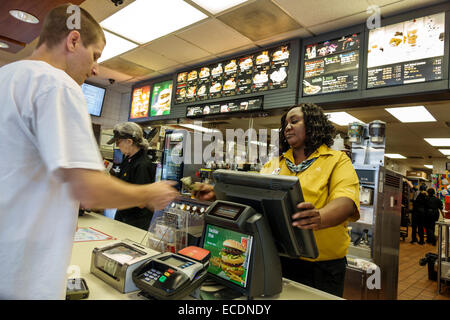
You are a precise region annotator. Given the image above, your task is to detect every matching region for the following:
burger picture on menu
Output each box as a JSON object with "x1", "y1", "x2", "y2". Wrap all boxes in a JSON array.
[{"x1": 219, "y1": 240, "x2": 245, "y2": 281}]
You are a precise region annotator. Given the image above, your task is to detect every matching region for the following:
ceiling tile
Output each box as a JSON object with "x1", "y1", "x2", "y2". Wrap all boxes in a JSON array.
[
  {"x1": 254, "y1": 27, "x2": 312, "y2": 46},
  {"x1": 121, "y1": 47, "x2": 179, "y2": 71},
  {"x1": 274, "y1": 0, "x2": 368, "y2": 28},
  {"x1": 176, "y1": 19, "x2": 253, "y2": 54},
  {"x1": 99, "y1": 58, "x2": 155, "y2": 78},
  {"x1": 307, "y1": 11, "x2": 369, "y2": 35},
  {"x1": 217, "y1": 0, "x2": 302, "y2": 41},
  {"x1": 145, "y1": 35, "x2": 211, "y2": 63}
]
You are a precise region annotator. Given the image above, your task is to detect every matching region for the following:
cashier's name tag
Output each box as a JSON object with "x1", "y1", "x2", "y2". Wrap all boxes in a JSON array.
[{"x1": 271, "y1": 168, "x2": 281, "y2": 175}]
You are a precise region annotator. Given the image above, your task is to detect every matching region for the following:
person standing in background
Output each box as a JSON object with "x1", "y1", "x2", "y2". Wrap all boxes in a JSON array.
[
  {"x1": 0, "y1": 4, "x2": 178, "y2": 300},
  {"x1": 425, "y1": 188, "x2": 443, "y2": 246},
  {"x1": 411, "y1": 184, "x2": 428, "y2": 245},
  {"x1": 107, "y1": 122, "x2": 157, "y2": 230}
]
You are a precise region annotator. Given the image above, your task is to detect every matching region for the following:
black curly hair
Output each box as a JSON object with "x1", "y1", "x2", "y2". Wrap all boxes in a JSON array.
[{"x1": 279, "y1": 103, "x2": 335, "y2": 157}]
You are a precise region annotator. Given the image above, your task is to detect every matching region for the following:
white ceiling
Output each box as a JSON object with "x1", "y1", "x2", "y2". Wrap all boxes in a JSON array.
[{"x1": 0, "y1": 0, "x2": 449, "y2": 170}]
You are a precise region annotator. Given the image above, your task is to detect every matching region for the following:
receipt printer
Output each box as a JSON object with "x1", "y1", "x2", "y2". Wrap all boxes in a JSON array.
[
  {"x1": 132, "y1": 246, "x2": 210, "y2": 300},
  {"x1": 90, "y1": 239, "x2": 159, "y2": 293}
]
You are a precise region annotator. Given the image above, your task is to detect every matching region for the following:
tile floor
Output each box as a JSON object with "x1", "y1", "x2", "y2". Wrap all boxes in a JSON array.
[{"x1": 397, "y1": 229, "x2": 450, "y2": 300}]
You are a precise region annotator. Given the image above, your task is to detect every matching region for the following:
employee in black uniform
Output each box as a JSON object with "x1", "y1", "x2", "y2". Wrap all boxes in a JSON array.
[{"x1": 107, "y1": 122, "x2": 156, "y2": 230}]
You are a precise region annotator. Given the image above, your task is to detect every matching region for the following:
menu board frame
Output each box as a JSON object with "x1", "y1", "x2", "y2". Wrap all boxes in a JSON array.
[
  {"x1": 128, "y1": 75, "x2": 175, "y2": 123},
  {"x1": 299, "y1": 24, "x2": 366, "y2": 105},
  {"x1": 361, "y1": 6, "x2": 449, "y2": 100},
  {"x1": 171, "y1": 39, "x2": 300, "y2": 115}
]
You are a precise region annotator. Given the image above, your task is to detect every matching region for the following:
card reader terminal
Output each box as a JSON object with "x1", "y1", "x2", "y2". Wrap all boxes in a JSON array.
[{"x1": 133, "y1": 248, "x2": 209, "y2": 300}]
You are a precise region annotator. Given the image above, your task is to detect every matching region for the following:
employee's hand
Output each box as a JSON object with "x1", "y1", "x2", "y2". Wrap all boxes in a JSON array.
[
  {"x1": 193, "y1": 183, "x2": 216, "y2": 201},
  {"x1": 146, "y1": 181, "x2": 179, "y2": 211},
  {"x1": 291, "y1": 202, "x2": 322, "y2": 230}
]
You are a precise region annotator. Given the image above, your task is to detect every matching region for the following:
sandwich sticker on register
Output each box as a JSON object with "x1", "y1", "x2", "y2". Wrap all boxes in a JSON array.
[{"x1": 203, "y1": 225, "x2": 253, "y2": 288}]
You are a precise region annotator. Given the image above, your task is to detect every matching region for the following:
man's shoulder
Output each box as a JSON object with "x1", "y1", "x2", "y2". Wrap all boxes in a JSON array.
[{"x1": 4, "y1": 60, "x2": 79, "y2": 91}]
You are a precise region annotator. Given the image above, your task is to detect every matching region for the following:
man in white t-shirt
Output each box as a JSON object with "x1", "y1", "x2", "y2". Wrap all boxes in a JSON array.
[{"x1": 0, "y1": 4, "x2": 178, "y2": 299}]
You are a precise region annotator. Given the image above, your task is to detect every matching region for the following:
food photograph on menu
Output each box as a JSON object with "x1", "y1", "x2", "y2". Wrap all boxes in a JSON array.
[
  {"x1": 237, "y1": 55, "x2": 254, "y2": 95},
  {"x1": 254, "y1": 50, "x2": 270, "y2": 72},
  {"x1": 150, "y1": 80, "x2": 173, "y2": 117},
  {"x1": 367, "y1": 12, "x2": 445, "y2": 88},
  {"x1": 129, "y1": 85, "x2": 151, "y2": 119},
  {"x1": 252, "y1": 70, "x2": 269, "y2": 92},
  {"x1": 303, "y1": 33, "x2": 360, "y2": 96},
  {"x1": 209, "y1": 80, "x2": 222, "y2": 99},
  {"x1": 175, "y1": 72, "x2": 188, "y2": 104},
  {"x1": 186, "y1": 84, "x2": 197, "y2": 102},
  {"x1": 196, "y1": 83, "x2": 209, "y2": 100}
]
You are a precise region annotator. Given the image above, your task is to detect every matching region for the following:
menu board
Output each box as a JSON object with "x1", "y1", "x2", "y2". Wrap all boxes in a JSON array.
[
  {"x1": 367, "y1": 12, "x2": 445, "y2": 89},
  {"x1": 129, "y1": 85, "x2": 151, "y2": 119},
  {"x1": 303, "y1": 33, "x2": 360, "y2": 96},
  {"x1": 150, "y1": 80, "x2": 173, "y2": 117},
  {"x1": 175, "y1": 44, "x2": 290, "y2": 104},
  {"x1": 186, "y1": 97, "x2": 263, "y2": 117}
]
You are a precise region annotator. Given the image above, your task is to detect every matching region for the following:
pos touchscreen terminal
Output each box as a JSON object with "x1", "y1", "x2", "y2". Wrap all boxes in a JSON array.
[{"x1": 212, "y1": 169, "x2": 318, "y2": 259}]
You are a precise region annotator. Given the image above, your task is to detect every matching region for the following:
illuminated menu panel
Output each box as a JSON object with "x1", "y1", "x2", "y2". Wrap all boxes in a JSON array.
[
  {"x1": 186, "y1": 97, "x2": 263, "y2": 117},
  {"x1": 150, "y1": 80, "x2": 173, "y2": 117},
  {"x1": 175, "y1": 44, "x2": 290, "y2": 104},
  {"x1": 129, "y1": 85, "x2": 151, "y2": 119},
  {"x1": 303, "y1": 33, "x2": 360, "y2": 96},
  {"x1": 367, "y1": 12, "x2": 445, "y2": 88}
]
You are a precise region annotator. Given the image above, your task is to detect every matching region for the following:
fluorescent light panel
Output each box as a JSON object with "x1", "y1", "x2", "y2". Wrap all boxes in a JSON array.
[
  {"x1": 385, "y1": 153, "x2": 406, "y2": 159},
  {"x1": 424, "y1": 138, "x2": 450, "y2": 147},
  {"x1": 191, "y1": 0, "x2": 248, "y2": 14},
  {"x1": 325, "y1": 112, "x2": 364, "y2": 126},
  {"x1": 439, "y1": 149, "x2": 450, "y2": 155},
  {"x1": 101, "y1": 0, "x2": 208, "y2": 44},
  {"x1": 385, "y1": 106, "x2": 436, "y2": 123},
  {"x1": 98, "y1": 30, "x2": 138, "y2": 63},
  {"x1": 424, "y1": 165, "x2": 433, "y2": 169},
  {"x1": 0, "y1": 42, "x2": 9, "y2": 49}
]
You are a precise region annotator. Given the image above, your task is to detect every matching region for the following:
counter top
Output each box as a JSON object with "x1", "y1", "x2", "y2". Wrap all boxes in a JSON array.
[{"x1": 70, "y1": 212, "x2": 341, "y2": 300}]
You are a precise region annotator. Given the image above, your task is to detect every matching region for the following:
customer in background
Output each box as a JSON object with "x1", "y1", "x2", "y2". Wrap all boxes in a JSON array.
[
  {"x1": 107, "y1": 122, "x2": 156, "y2": 231},
  {"x1": 425, "y1": 188, "x2": 443, "y2": 246},
  {"x1": 0, "y1": 4, "x2": 178, "y2": 300},
  {"x1": 411, "y1": 184, "x2": 428, "y2": 245},
  {"x1": 195, "y1": 103, "x2": 360, "y2": 297}
]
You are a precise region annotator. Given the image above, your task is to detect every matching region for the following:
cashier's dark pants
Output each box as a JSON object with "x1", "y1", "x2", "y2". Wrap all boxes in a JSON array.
[{"x1": 280, "y1": 256, "x2": 347, "y2": 297}]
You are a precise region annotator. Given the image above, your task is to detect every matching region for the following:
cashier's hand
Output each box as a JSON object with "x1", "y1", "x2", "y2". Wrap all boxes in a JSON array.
[
  {"x1": 291, "y1": 202, "x2": 322, "y2": 230},
  {"x1": 193, "y1": 183, "x2": 216, "y2": 202},
  {"x1": 146, "y1": 181, "x2": 179, "y2": 211}
]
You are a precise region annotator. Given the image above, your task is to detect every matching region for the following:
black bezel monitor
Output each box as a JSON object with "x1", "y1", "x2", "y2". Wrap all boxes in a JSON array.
[
  {"x1": 81, "y1": 82, "x2": 106, "y2": 117},
  {"x1": 212, "y1": 169, "x2": 318, "y2": 259}
]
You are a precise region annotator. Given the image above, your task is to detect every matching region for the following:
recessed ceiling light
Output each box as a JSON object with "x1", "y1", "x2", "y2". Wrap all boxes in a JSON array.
[
  {"x1": 98, "y1": 30, "x2": 138, "y2": 63},
  {"x1": 0, "y1": 42, "x2": 10, "y2": 49},
  {"x1": 9, "y1": 10, "x2": 39, "y2": 24},
  {"x1": 424, "y1": 165, "x2": 433, "y2": 169},
  {"x1": 101, "y1": 0, "x2": 207, "y2": 44},
  {"x1": 191, "y1": 0, "x2": 248, "y2": 14},
  {"x1": 385, "y1": 106, "x2": 436, "y2": 123},
  {"x1": 325, "y1": 112, "x2": 364, "y2": 126},
  {"x1": 424, "y1": 138, "x2": 450, "y2": 147},
  {"x1": 439, "y1": 149, "x2": 450, "y2": 156},
  {"x1": 385, "y1": 154, "x2": 406, "y2": 159}
]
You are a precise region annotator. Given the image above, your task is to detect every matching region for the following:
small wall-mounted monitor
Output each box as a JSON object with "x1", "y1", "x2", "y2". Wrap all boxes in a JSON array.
[{"x1": 81, "y1": 83, "x2": 106, "y2": 117}]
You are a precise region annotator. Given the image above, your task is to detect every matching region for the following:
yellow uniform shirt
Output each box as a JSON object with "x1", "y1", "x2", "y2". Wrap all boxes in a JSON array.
[{"x1": 260, "y1": 144, "x2": 360, "y2": 262}]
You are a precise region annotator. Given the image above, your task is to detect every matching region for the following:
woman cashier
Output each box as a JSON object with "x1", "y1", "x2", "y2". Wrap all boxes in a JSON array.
[{"x1": 196, "y1": 103, "x2": 360, "y2": 297}]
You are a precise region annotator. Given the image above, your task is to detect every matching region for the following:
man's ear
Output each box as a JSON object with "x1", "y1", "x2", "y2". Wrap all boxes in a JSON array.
[{"x1": 66, "y1": 30, "x2": 82, "y2": 52}]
